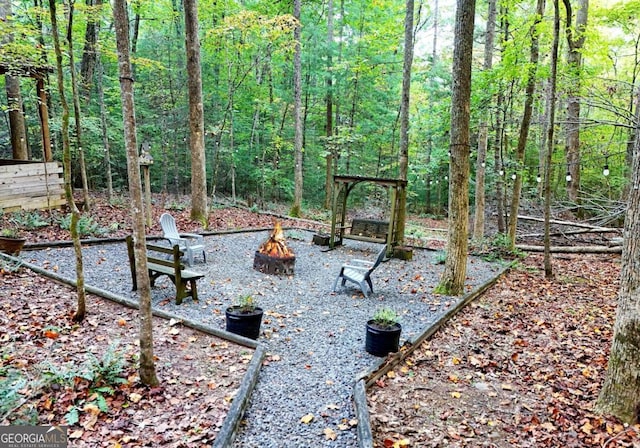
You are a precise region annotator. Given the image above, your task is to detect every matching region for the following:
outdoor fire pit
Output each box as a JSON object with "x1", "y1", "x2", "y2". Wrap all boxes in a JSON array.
[{"x1": 253, "y1": 222, "x2": 295, "y2": 275}]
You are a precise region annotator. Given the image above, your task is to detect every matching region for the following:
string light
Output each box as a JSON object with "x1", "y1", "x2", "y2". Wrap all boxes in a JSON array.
[
  {"x1": 566, "y1": 172, "x2": 572, "y2": 182},
  {"x1": 511, "y1": 173, "x2": 517, "y2": 180},
  {"x1": 603, "y1": 164, "x2": 609, "y2": 177},
  {"x1": 536, "y1": 172, "x2": 542, "y2": 183},
  {"x1": 481, "y1": 161, "x2": 486, "y2": 168},
  {"x1": 499, "y1": 169, "x2": 504, "y2": 176}
]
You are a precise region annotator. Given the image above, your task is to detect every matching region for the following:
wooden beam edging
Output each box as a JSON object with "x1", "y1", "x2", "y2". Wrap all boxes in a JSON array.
[
  {"x1": 3, "y1": 251, "x2": 267, "y2": 446},
  {"x1": 352, "y1": 261, "x2": 515, "y2": 448},
  {"x1": 212, "y1": 344, "x2": 266, "y2": 448}
]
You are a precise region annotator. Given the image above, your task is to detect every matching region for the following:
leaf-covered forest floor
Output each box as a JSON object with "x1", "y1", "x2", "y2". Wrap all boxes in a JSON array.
[
  {"x1": 1, "y1": 194, "x2": 637, "y2": 447},
  {"x1": 369, "y1": 253, "x2": 640, "y2": 448}
]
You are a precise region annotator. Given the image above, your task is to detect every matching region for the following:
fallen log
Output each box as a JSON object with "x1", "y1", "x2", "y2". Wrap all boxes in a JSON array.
[
  {"x1": 516, "y1": 244, "x2": 622, "y2": 254},
  {"x1": 518, "y1": 215, "x2": 618, "y2": 232},
  {"x1": 518, "y1": 227, "x2": 621, "y2": 238}
]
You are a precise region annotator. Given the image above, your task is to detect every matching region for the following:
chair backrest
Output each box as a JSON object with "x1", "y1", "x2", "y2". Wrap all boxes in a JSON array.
[
  {"x1": 369, "y1": 245, "x2": 387, "y2": 273},
  {"x1": 160, "y1": 213, "x2": 180, "y2": 238}
]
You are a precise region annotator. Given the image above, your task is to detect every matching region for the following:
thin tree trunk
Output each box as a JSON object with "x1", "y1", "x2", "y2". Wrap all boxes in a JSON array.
[
  {"x1": 397, "y1": 0, "x2": 415, "y2": 244},
  {"x1": 324, "y1": 0, "x2": 334, "y2": 210},
  {"x1": 48, "y1": 0, "x2": 86, "y2": 322},
  {"x1": 472, "y1": 0, "x2": 496, "y2": 241},
  {"x1": 563, "y1": 0, "x2": 588, "y2": 208},
  {"x1": 96, "y1": 57, "x2": 113, "y2": 200},
  {"x1": 507, "y1": 0, "x2": 544, "y2": 249},
  {"x1": 291, "y1": 0, "x2": 303, "y2": 217},
  {"x1": 66, "y1": 2, "x2": 91, "y2": 211},
  {"x1": 544, "y1": 0, "x2": 561, "y2": 279},
  {"x1": 436, "y1": 0, "x2": 476, "y2": 296},
  {"x1": 112, "y1": 0, "x2": 159, "y2": 387},
  {"x1": 184, "y1": 0, "x2": 208, "y2": 224}
]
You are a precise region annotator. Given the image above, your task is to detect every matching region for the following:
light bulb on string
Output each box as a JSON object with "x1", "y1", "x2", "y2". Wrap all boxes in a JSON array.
[
  {"x1": 499, "y1": 169, "x2": 504, "y2": 176},
  {"x1": 536, "y1": 172, "x2": 542, "y2": 183},
  {"x1": 511, "y1": 173, "x2": 517, "y2": 181},
  {"x1": 566, "y1": 172, "x2": 572, "y2": 182},
  {"x1": 603, "y1": 164, "x2": 609, "y2": 177}
]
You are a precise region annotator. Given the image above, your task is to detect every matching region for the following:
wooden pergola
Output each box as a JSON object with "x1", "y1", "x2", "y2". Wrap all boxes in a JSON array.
[{"x1": 329, "y1": 175, "x2": 408, "y2": 255}]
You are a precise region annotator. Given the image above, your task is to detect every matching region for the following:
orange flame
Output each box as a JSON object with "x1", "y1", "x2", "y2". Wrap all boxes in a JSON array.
[{"x1": 258, "y1": 221, "x2": 295, "y2": 258}]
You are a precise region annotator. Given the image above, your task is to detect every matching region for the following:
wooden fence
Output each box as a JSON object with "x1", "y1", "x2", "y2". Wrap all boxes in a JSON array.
[{"x1": 0, "y1": 159, "x2": 65, "y2": 212}]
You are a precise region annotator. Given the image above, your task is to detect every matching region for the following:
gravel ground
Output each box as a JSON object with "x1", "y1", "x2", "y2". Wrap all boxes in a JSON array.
[{"x1": 22, "y1": 230, "x2": 503, "y2": 447}]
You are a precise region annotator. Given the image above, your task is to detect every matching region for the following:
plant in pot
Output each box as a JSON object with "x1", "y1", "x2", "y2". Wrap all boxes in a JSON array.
[
  {"x1": 365, "y1": 307, "x2": 402, "y2": 357},
  {"x1": 225, "y1": 295, "x2": 263, "y2": 340},
  {"x1": 0, "y1": 228, "x2": 26, "y2": 255}
]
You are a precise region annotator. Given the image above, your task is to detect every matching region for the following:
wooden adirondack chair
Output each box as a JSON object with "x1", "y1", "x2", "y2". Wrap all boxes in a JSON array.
[
  {"x1": 333, "y1": 245, "x2": 387, "y2": 298},
  {"x1": 159, "y1": 213, "x2": 206, "y2": 266}
]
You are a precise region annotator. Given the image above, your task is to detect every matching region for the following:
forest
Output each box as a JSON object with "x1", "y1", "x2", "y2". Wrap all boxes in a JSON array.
[{"x1": 1, "y1": 0, "x2": 637, "y2": 223}]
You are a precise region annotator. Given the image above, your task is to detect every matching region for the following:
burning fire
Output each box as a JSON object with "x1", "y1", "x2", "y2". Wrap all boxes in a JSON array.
[{"x1": 258, "y1": 221, "x2": 295, "y2": 259}]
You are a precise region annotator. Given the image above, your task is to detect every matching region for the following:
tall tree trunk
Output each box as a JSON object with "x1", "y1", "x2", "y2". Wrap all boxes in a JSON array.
[
  {"x1": 96, "y1": 57, "x2": 113, "y2": 200},
  {"x1": 397, "y1": 0, "x2": 415, "y2": 244},
  {"x1": 291, "y1": 0, "x2": 303, "y2": 217},
  {"x1": 472, "y1": 0, "x2": 496, "y2": 241},
  {"x1": 5, "y1": 76, "x2": 28, "y2": 160},
  {"x1": 48, "y1": 0, "x2": 86, "y2": 322},
  {"x1": 595, "y1": 66, "x2": 640, "y2": 425},
  {"x1": 544, "y1": 0, "x2": 561, "y2": 279},
  {"x1": 507, "y1": 0, "x2": 544, "y2": 249},
  {"x1": 323, "y1": 0, "x2": 334, "y2": 209},
  {"x1": 112, "y1": 0, "x2": 159, "y2": 387},
  {"x1": 0, "y1": 0, "x2": 29, "y2": 160},
  {"x1": 66, "y1": 2, "x2": 91, "y2": 211},
  {"x1": 563, "y1": 0, "x2": 588, "y2": 209},
  {"x1": 184, "y1": 0, "x2": 208, "y2": 225},
  {"x1": 435, "y1": 0, "x2": 475, "y2": 296},
  {"x1": 80, "y1": 0, "x2": 102, "y2": 101}
]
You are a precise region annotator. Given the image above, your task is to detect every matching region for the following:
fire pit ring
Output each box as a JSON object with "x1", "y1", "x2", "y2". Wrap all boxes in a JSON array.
[
  {"x1": 253, "y1": 251, "x2": 295, "y2": 276},
  {"x1": 253, "y1": 221, "x2": 296, "y2": 276}
]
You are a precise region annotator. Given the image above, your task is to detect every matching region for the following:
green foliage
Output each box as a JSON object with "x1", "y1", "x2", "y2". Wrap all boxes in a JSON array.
[
  {"x1": 0, "y1": 369, "x2": 37, "y2": 424},
  {"x1": 432, "y1": 250, "x2": 447, "y2": 265},
  {"x1": 8, "y1": 211, "x2": 49, "y2": 230},
  {"x1": 40, "y1": 342, "x2": 129, "y2": 425},
  {"x1": 233, "y1": 295, "x2": 258, "y2": 313},
  {"x1": 57, "y1": 214, "x2": 109, "y2": 237},
  {"x1": 371, "y1": 307, "x2": 399, "y2": 329},
  {"x1": 471, "y1": 233, "x2": 525, "y2": 262}
]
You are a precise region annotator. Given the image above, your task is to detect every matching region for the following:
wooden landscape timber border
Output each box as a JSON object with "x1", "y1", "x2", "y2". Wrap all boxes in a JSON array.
[
  {"x1": 352, "y1": 261, "x2": 515, "y2": 448},
  {"x1": 0, "y1": 159, "x2": 65, "y2": 212},
  {"x1": 0, "y1": 250, "x2": 265, "y2": 448}
]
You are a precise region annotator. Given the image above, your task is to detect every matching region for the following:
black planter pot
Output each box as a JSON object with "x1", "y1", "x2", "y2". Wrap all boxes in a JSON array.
[
  {"x1": 365, "y1": 320, "x2": 402, "y2": 357},
  {"x1": 225, "y1": 306, "x2": 264, "y2": 340}
]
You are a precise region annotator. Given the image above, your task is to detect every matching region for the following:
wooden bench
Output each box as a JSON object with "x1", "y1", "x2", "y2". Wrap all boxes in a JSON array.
[
  {"x1": 350, "y1": 218, "x2": 389, "y2": 240},
  {"x1": 126, "y1": 235, "x2": 205, "y2": 305}
]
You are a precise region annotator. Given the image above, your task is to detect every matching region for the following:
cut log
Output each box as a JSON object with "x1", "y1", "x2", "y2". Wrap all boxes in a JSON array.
[
  {"x1": 517, "y1": 215, "x2": 618, "y2": 231},
  {"x1": 518, "y1": 227, "x2": 622, "y2": 238},
  {"x1": 516, "y1": 244, "x2": 622, "y2": 254}
]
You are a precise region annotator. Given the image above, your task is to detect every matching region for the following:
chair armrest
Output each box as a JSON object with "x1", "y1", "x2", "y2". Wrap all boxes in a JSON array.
[
  {"x1": 348, "y1": 259, "x2": 374, "y2": 267},
  {"x1": 342, "y1": 264, "x2": 370, "y2": 272},
  {"x1": 179, "y1": 232, "x2": 203, "y2": 241}
]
